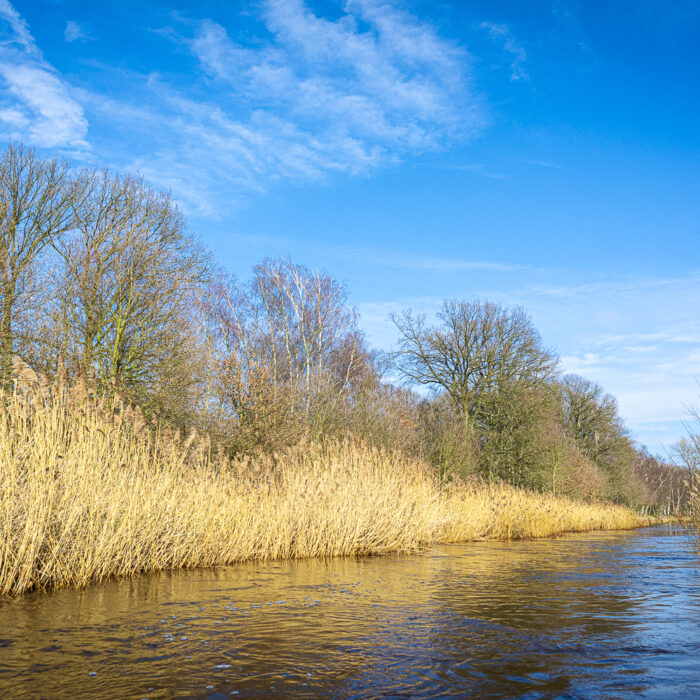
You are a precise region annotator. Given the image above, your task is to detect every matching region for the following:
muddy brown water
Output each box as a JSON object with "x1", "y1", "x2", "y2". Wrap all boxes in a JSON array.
[{"x1": 0, "y1": 524, "x2": 698, "y2": 698}]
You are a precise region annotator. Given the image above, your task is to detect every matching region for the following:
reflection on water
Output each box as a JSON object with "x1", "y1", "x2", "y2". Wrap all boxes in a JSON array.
[{"x1": 1, "y1": 524, "x2": 699, "y2": 698}]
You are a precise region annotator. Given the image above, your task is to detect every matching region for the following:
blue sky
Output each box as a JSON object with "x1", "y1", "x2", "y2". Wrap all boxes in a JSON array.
[{"x1": 1, "y1": 0, "x2": 698, "y2": 454}]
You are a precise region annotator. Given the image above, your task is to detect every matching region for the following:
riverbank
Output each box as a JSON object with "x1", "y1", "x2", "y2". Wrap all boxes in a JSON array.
[
  {"x1": 2, "y1": 525, "x2": 692, "y2": 699},
  {"x1": 0, "y1": 391, "x2": 652, "y2": 597}
]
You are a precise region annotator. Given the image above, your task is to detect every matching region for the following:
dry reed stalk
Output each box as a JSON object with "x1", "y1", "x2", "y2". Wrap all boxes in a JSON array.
[
  {"x1": 0, "y1": 383, "x2": 651, "y2": 597},
  {"x1": 689, "y1": 479, "x2": 700, "y2": 546}
]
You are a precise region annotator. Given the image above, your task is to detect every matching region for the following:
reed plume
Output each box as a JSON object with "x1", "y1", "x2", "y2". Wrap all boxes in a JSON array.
[{"x1": 0, "y1": 371, "x2": 651, "y2": 597}]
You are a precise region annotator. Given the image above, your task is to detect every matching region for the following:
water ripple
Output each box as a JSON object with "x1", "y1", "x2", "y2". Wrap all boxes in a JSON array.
[{"x1": 0, "y1": 524, "x2": 698, "y2": 698}]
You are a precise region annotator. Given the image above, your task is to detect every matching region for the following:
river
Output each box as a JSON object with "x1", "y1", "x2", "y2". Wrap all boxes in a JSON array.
[{"x1": 0, "y1": 524, "x2": 698, "y2": 698}]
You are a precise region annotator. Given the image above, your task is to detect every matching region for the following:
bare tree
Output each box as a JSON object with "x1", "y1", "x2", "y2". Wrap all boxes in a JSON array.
[
  {"x1": 392, "y1": 299, "x2": 557, "y2": 420},
  {"x1": 559, "y1": 374, "x2": 640, "y2": 503},
  {"x1": 53, "y1": 168, "x2": 210, "y2": 408},
  {"x1": 635, "y1": 450, "x2": 689, "y2": 515},
  {"x1": 559, "y1": 374, "x2": 626, "y2": 460},
  {"x1": 203, "y1": 259, "x2": 373, "y2": 450},
  {"x1": 0, "y1": 142, "x2": 78, "y2": 384},
  {"x1": 674, "y1": 437, "x2": 700, "y2": 477}
]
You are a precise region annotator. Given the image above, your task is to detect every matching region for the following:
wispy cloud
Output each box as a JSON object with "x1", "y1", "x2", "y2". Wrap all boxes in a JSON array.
[
  {"x1": 479, "y1": 21, "x2": 528, "y2": 81},
  {"x1": 0, "y1": 0, "x2": 481, "y2": 213},
  {"x1": 64, "y1": 20, "x2": 94, "y2": 43},
  {"x1": 187, "y1": 0, "x2": 479, "y2": 177},
  {"x1": 521, "y1": 159, "x2": 562, "y2": 169},
  {"x1": 96, "y1": 0, "x2": 481, "y2": 213},
  {"x1": 0, "y1": 1, "x2": 88, "y2": 148}
]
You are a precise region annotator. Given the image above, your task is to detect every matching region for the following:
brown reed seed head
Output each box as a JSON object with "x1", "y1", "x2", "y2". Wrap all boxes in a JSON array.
[{"x1": 0, "y1": 376, "x2": 652, "y2": 597}]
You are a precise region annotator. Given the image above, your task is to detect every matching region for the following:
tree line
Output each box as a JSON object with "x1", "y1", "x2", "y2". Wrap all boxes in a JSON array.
[{"x1": 0, "y1": 141, "x2": 688, "y2": 510}]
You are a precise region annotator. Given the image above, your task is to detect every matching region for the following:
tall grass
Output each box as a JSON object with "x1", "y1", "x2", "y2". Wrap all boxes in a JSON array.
[
  {"x1": 0, "y1": 375, "x2": 650, "y2": 597},
  {"x1": 688, "y1": 478, "x2": 700, "y2": 542}
]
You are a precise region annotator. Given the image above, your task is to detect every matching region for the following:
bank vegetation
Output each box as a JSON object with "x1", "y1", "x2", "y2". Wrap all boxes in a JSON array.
[
  {"x1": 0, "y1": 141, "x2": 685, "y2": 594},
  {"x1": 0, "y1": 374, "x2": 649, "y2": 596}
]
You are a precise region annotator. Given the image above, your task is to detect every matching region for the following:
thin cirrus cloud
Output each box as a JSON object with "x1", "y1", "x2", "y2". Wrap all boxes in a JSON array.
[
  {"x1": 191, "y1": 0, "x2": 476, "y2": 149},
  {"x1": 155, "y1": 0, "x2": 482, "y2": 210},
  {"x1": 0, "y1": 0, "x2": 88, "y2": 148},
  {"x1": 0, "y1": 0, "x2": 480, "y2": 213},
  {"x1": 64, "y1": 20, "x2": 94, "y2": 43},
  {"x1": 479, "y1": 21, "x2": 528, "y2": 81}
]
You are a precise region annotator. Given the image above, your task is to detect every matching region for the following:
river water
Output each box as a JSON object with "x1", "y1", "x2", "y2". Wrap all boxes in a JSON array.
[{"x1": 0, "y1": 524, "x2": 698, "y2": 698}]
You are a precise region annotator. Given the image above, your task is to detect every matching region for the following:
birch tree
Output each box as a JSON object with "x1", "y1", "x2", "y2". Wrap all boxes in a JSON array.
[{"x1": 203, "y1": 259, "x2": 372, "y2": 449}]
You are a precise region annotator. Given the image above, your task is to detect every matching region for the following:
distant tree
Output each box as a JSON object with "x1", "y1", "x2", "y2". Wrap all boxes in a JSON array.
[
  {"x1": 477, "y1": 380, "x2": 559, "y2": 487},
  {"x1": 678, "y1": 404, "x2": 700, "y2": 526},
  {"x1": 673, "y1": 403, "x2": 700, "y2": 479},
  {"x1": 392, "y1": 299, "x2": 562, "y2": 485},
  {"x1": 559, "y1": 374, "x2": 640, "y2": 503},
  {"x1": 342, "y1": 382, "x2": 423, "y2": 456},
  {"x1": 417, "y1": 394, "x2": 477, "y2": 481},
  {"x1": 559, "y1": 374, "x2": 622, "y2": 459},
  {"x1": 675, "y1": 438, "x2": 700, "y2": 476},
  {"x1": 635, "y1": 450, "x2": 688, "y2": 515}
]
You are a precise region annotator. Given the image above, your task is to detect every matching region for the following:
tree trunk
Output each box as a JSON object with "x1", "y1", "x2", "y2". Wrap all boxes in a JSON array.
[{"x1": 1, "y1": 284, "x2": 15, "y2": 388}]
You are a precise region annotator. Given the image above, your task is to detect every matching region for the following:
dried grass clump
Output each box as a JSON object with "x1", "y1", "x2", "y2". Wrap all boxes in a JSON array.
[
  {"x1": 688, "y1": 478, "x2": 700, "y2": 542},
  {"x1": 0, "y1": 371, "x2": 650, "y2": 596}
]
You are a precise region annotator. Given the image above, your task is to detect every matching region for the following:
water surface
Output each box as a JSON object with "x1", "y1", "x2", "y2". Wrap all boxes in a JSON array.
[{"x1": 1, "y1": 524, "x2": 698, "y2": 698}]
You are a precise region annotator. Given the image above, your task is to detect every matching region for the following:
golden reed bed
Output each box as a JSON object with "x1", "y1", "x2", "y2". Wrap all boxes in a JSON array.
[{"x1": 0, "y1": 388, "x2": 650, "y2": 596}]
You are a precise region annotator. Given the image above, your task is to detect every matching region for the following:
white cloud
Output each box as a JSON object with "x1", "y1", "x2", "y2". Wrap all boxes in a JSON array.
[
  {"x1": 146, "y1": 0, "x2": 481, "y2": 211},
  {"x1": 64, "y1": 20, "x2": 93, "y2": 43},
  {"x1": 0, "y1": 1, "x2": 88, "y2": 148},
  {"x1": 35, "y1": 0, "x2": 478, "y2": 214},
  {"x1": 480, "y1": 21, "x2": 528, "y2": 81},
  {"x1": 0, "y1": 105, "x2": 27, "y2": 127}
]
